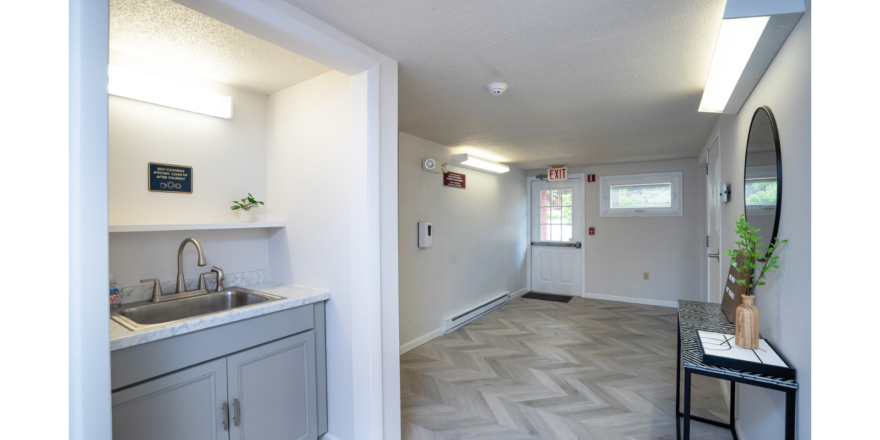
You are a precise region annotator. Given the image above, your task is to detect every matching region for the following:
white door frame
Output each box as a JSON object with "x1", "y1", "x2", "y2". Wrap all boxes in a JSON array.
[
  {"x1": 69, "y1": 1, "x2": 400, "y2": 439},
  {"x1": 526, "y1": 173, "x2": 586, "y2": 296},
  {"x1": 69, "y1": 0, "x2": 112, "y2": 438},
  {"x1": 701, "y1": 127, "x2": 723, "y2": 303}
]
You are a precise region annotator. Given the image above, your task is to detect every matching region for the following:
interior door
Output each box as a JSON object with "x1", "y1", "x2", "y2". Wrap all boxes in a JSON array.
[
  {"x1": 707, "y1": 138, "x2": 721, "y2": 303},
  {"x1": 227, "y1": 331, "x2": 318, "y2": 440},
  {"x1": 530, "y1": 178, "x2": 583, "y2": 296},
  {"x1": 111, "y1": 358, "x2": 228, "y2": 440}
]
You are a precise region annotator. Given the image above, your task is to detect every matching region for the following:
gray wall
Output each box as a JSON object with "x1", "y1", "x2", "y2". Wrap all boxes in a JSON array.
[
  {"x1": 398, "y1": 133, "x2": 528, "y2": 349},
  {"x1": 713, "y1": 6, "x2": 811, "y2": 439},
  {"x1": 527, "y1": 158, "x2": 706, "y2": 306}
]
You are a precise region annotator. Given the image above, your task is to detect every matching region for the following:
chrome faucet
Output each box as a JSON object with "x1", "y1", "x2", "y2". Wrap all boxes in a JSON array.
[{"x1": 177, "y1": 238, "x2": 207, "y2": 293}]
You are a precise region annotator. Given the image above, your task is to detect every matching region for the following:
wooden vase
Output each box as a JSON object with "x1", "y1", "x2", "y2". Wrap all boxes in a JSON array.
[{"x1": 735, "y1": 295, "x2": 760, "y2": 349}]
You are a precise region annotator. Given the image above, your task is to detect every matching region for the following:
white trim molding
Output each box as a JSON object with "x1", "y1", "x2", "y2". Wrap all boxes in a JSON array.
[
  {"x1": 582, "y1": 292, "x2": 678, "y2": 309},
  {"x1": 510, "y1": 287, "x2": 530, "y2": 298},
  {"x1": 399, "y1": 328, "x2": 444, "y2": 355},
  {"x1": 70, "y1": 1, "x2": 112, "y2": 439}
]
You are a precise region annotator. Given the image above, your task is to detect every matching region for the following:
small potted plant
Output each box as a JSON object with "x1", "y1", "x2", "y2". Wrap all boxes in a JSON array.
[
  {"x1": 231, "y1": 193, "x2": 265, "y2": 222},
  {"x1": 724, "y1": 214, "x2": 788, "y2": 349}
]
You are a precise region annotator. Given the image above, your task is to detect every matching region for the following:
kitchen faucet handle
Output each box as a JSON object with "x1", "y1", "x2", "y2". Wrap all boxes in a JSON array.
[
  {"x1": 211, "y1": 266, "x2": 225, "y2": 292},
  {"x1": 140, "y1": 279, "x2": 162, "y2": 303},
  {"x1": 198, "y1": 273, "x2": 209, "y2": 291}
]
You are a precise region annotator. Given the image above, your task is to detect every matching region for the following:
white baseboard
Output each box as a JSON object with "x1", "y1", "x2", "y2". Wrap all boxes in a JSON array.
[
  {"x1": 399, "y1": 327, "x2": 444, "y2": 355},
  {"x1": 581, "y1": 292, "x2": 678, "y2": 308},
  {"x1": 400, "y1": 289, "x2": 527, "y2": 355},
  {"x1": 510, "y1": 287, "x2": 529, "y2": 298}
]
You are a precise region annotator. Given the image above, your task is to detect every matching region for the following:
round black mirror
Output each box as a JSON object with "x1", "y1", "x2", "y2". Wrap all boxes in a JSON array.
[{"x1": 744, "y1": 106, "x2": 782, "y2": 260}]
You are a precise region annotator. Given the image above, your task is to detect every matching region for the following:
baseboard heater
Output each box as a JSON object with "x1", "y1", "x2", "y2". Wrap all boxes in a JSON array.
[{"x1": 442, "y1": 292, "x2": 509, "y2": 334}]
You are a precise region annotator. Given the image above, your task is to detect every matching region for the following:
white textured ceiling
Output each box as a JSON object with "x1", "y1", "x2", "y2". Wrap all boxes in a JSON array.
[
  {"x1": 286, "y1": 0, "x2": 727, "y2": 169},
  {"x1": 110, "y1": 0, "x2": 332, "y2": 95}
]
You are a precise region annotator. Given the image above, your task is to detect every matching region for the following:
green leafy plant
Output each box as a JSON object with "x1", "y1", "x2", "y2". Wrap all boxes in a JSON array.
[
  {"x1": 724, "y1": 214, "x2": 788, "y2": 297},
  {"x1": 230, "y1": 193, "x2": 264, "y2": 211}
]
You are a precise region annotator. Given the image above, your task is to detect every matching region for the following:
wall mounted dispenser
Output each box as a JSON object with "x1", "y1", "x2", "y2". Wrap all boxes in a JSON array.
[{"x1": 418, "y1": 222, "x2": 432, "y2": 248}]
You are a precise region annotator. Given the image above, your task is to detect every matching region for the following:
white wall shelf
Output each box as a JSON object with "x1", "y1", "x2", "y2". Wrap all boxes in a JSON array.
[{"x1": 109, "y1": 222, "x2": 285, "y2": 233}]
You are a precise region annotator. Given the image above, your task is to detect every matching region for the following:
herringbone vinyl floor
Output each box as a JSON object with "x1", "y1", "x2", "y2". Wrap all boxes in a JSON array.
[{"x1": 401, "y1": 296, "x2": 734, "y2": 440}]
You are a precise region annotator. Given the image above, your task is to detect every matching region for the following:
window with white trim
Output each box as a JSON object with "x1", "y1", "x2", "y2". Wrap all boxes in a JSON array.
[{"x1": 599, "y1": 172, "x2": 683, "y2": 217}]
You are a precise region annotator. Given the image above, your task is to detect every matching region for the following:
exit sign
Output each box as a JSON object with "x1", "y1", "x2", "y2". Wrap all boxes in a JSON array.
[{"x1": 548, "y1": 167, "x2": 568, "y2": 181}]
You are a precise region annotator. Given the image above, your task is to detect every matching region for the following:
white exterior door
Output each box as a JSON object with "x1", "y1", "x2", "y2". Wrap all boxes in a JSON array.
[
  {"x1": 706, "y1": 138, "x2": 721, "y2": 303},
  {"x1": 530, "y1": 178, "x2": 583, "y2": 296}
]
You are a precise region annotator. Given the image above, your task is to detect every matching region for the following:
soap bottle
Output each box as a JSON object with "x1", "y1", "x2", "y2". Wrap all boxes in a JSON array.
[{"x1": 109, "y1": 273, "x2": 122, "y2": 309}]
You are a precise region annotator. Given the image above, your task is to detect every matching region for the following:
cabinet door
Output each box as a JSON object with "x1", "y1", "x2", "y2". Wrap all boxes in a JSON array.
[
  {"x1": 227, "y1": 331, "x2": 317, "y2": 440},
  {"x1": 112, "y1": 358, "x2": 229, "y2": 440}
]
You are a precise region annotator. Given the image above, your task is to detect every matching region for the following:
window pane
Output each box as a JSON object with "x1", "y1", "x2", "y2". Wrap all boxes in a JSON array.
[
  {"x1": 562, "y1": 225, "x2": 572, "y2": 242},
  {"x1": 745, "y1": 179, "x2": 777, "y2": 205},
  {"x1": 610, "y1": 183, "x2": 671, "y2": 208},
  {"x1": 551, "y1": 225, "x2": 561, "y2": 241},
  {"x1": 550, "y1": 207, "x2": 562, "y2": 224},
  {"x1": 541, "y1": 224, "x2": 549, "y2": 241},
  {"x1": 561, "y1": 189, "x2": 572, "y2": 206},
  {"x1": 561, "y1": 207, "x2": 572, "y2": 224}
]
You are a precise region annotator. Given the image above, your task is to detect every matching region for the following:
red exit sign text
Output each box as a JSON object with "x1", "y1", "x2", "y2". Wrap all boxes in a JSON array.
[{"x1": 548, "y1": 167, "x2": 568, "y2": 181}]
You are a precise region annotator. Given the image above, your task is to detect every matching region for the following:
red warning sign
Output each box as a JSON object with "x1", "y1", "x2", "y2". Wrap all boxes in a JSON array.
[{"x1": 443, "y1": 172, "x2": 466, "y2": 189}]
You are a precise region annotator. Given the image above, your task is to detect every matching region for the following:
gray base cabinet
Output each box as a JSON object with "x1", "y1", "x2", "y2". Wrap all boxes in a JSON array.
[
  {"x1": 113, "y1": 332, "x2": 317, "y2": 440},
  {"x1": 111, "y1": 303, "x2": 327, "y2": 440}
]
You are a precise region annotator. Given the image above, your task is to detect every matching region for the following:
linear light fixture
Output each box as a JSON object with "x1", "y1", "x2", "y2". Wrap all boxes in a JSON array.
[
  {"x1": 451, "y1": 153, "x2": 510, "y2": 174},
  {"x1": 698, "y1": 16, "x2": 769, "y2": 113},
  {"x1": 108, "y1": 65, "x2": 233, "y2": 119}
]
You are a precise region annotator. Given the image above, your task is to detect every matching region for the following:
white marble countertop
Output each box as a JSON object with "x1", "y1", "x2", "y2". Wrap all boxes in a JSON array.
[{"x1": 109, "y1": 281, "x2": 329, "y2": 351}]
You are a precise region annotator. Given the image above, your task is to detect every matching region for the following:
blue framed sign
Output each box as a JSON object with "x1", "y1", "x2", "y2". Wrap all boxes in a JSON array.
[{"x1": 148, "y1": 163, "x2": 193, "y2": 193}]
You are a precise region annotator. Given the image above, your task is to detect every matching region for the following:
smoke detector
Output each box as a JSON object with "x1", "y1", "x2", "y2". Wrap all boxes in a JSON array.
[{"x1": 487, "y1": 82, "x2": 508, "y2": 96}]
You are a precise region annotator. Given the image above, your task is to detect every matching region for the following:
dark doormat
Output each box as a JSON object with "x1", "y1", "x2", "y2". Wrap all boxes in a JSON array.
[{"x1": 522, "y1": 292, "x2": 573, "y2": 303}]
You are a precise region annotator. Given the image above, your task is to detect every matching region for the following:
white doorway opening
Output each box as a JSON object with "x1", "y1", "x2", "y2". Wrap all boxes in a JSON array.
[{"x1": 705, "y1": 135, "x2": 722, "y2": 303}]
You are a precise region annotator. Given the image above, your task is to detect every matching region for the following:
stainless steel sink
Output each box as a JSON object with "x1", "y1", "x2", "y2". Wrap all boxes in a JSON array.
[{"x1": 111, "y1": 286, "x2": 283, "y2": 330}]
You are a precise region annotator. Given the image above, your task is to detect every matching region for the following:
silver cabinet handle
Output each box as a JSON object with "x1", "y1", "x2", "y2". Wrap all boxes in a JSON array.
[
  {"x1": 222, "y1": 402, "x2": 229, "y2": 431},
  {"x1": 708, "y1": 253, "x2": 720, "y2": 259},
  {"x1": 233, "y1": 398, "x2": 241, "y2": 427}
]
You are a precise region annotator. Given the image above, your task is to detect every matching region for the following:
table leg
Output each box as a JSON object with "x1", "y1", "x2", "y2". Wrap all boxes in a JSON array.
[
  {"x1": 729, "y1": 381, "x2": 738, "y2": 440},
  {"x1": 676, "y1": 316, "x2": 681, "y2": 415},
  {"x1": 785, "y1": 389, "x2": 796, "y2": 440},
  {"x1": 683, "y1": 369, "x2": 692, "y2": 439},
  {"x1": 676, "y1": 319, "x2": 681, "y2": 440}
]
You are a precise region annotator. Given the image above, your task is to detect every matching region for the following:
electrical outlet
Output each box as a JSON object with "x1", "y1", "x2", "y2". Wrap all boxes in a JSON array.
[{"x1": 643, "y1": 272, "x2": 649, "y2": 280}]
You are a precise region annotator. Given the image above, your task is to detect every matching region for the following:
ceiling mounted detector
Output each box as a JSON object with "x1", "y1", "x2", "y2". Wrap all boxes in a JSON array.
[{"x1": 487, "y1": 82, "x2": 508, "y2": 96}]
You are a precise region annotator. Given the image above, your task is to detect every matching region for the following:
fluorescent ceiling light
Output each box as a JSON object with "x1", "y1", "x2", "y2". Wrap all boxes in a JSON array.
[
  {"x1": 698, "y1": 16, "x2": 769, "y2": 113},
  {"x1": 452, "y1": 153, "x2": 510, "y2": 174},
  {"x1": 108, "y1": 65, "x2": 233, "y2": 119}
]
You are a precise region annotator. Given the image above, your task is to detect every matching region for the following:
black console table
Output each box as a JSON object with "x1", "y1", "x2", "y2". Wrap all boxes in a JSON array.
[{"x1": 677, "y1": 300, "x2": 798, "y2": 440}]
